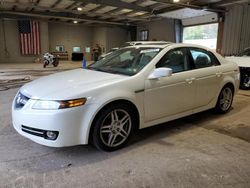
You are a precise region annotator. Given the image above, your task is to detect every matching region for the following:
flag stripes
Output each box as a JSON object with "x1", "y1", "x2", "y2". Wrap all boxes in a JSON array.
[{"x1": 18, "y1": 20, "x2": 41, "y2": 55}]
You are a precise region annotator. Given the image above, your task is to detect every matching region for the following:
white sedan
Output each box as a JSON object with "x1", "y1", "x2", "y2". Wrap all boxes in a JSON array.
[
  {"x1": 226, "y1": 47, "x2": 250, "y2": 89},
  {"x1": 12, "y1": 43, "x2": 240, "y2": 151}
]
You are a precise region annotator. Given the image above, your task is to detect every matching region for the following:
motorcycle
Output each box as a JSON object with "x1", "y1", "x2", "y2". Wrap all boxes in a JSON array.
[{"x1": 43, "y1": 53, "x2": 59, "y2": 68}]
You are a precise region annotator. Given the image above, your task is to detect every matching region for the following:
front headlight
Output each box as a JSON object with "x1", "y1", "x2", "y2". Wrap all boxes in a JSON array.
[{"x1": 32, "y1": 98, "x2": 87, "y2": 110}]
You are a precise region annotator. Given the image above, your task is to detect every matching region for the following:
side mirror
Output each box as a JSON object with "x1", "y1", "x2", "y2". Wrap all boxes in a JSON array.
[{"x1": 148, "y1": 67, "x2": 172, "y2": 80}]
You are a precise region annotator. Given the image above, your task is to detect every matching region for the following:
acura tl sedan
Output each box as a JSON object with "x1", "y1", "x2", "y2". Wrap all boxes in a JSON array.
[{"x1": 12, "y1": 43, "x2": 240, "y2": 151}]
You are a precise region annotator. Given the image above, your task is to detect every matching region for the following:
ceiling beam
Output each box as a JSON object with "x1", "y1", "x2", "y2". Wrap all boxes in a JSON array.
[
  {"x1": 88, "y1": 5, "x2": 104, "y2": 13},
  {"x1": 65, "y1": 2, "x2": 78, "y2": 9},
  {"x1": 0, "y1": 10, "x2": 137, "y2": 26},
  {"x1": 105, "y1": 8, "x2": 124, "y2": 15},
  {"x1": 73, "y1": 0, "x2": 153, "y2": 12},
  {"x1": 210, "y1": 0, "x2": 250, "y2": 7},
  {"x1": 135, "y1": 0, "x2": 148, "y2": 5},
  {"x1": 1, "y1": 2, "x2": 147, "y2": 22},
  {"x1": 51, "y1": 0, "x2": 62, "y2": 8}
]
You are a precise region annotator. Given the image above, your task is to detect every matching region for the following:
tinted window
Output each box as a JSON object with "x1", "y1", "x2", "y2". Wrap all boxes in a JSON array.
[
  {"x1": 190, "y1": 48, "x2": 220, "y2": 69},
  {"x1": 156, "y1": 48, "x2": 191, "y2": 73}
]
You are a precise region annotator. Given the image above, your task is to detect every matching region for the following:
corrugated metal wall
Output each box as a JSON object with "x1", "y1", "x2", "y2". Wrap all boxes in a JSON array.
[{"x1": 222, "y1": 4, "x2": 250, "y2": 55}]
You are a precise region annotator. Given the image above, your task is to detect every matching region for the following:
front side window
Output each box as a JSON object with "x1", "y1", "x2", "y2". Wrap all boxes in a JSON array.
[
  {"x1": 88, "y1": 47, "x2": 161, "y2": 76},
  {"x1": 156, "y1": 48, "x2": 191, "y2": 73},
  {"x1": 190, "y1": 48, "x2": 219, "y2": 69}
]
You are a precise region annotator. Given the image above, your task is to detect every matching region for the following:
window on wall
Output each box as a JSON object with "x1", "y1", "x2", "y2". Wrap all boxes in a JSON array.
[
  {"x1": 183, "y1": 23, "x2": 218, "y2": 49},
  {"x1": 73, "y1": 47, "x2": 81, "y2": 52},
  {"x1": 140, "y1": 30, "x2": 149, "y2": 41},
  {"x1": 56, "y1": 45, "x2": 64, "y2": 52}
]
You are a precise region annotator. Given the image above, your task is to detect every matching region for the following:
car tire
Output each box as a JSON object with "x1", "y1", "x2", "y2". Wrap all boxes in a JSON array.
[
  {"x1": 92, "y1": 103, "x2": 135, "y2": 151},
  {"x1": 43, "y1": 60, "x2": 49, "y2": 68},
  {"x1": 214, "y1": 85, "x2": 234, "y2": 114}
]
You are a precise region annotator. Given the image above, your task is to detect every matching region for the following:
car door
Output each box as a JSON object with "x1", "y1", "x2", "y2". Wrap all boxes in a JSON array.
[
  {"x1": 188, "y1": 48, "x2": 223, "y2": 108},
  {"x1": 144, "y1": 47, "x2": 196, "y2": 122}
]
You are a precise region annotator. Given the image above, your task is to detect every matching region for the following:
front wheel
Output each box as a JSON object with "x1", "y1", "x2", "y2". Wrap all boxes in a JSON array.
[
  {"x1": 92, "y1": 103, "x2": 135, "y2": 151},
  {"x1": 214, "y1": 85, "x2": 234, "y2": 114},
  {"x1": 43, "y1": 60, "x2": 49, "y2": 68}
]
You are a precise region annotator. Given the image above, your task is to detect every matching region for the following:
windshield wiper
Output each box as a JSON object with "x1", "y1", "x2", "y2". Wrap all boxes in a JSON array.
[
  {"x1": 87, "y1": 67, "x2": 106, "y2": 72},
  {"x1": 88, "y1": 66, "x2": 129, "y2": 76}
]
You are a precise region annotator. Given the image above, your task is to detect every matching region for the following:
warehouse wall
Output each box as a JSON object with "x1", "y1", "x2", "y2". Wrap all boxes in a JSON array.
[
  {"x1": 48, "y1": 23, "x2": 93, "y2": 60},
  {"x1": 0, "y1": 20, "x2": 132, "y2": 63},
  {"x1": 137, "y1": 18, "x2": 176, "y2": 42},
  {"x1": 0, "y1": 19, "x2": 49, "y2": 63},
  {"x1": 92, "y1": 26, "x2": 128, "y2": 53},
  {"x1": 106, "y1": 27, "x2": 128, "y2": 50},
  {"x1": 92, "y1": 27, "x2": 107, "y2": 53},
  {"x1": 222, "y1": 4, "x2": 250, "y2": 55}
]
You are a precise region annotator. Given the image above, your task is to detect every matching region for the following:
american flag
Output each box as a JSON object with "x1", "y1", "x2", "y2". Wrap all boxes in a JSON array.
[{"x1": 18, "y1": 20, "x2": 41, "y2": 55}]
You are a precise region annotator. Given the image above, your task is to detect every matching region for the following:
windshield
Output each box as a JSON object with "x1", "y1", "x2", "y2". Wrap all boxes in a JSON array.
[
  {"x1": 88, "y1": 47, "x2": 161, "y2": 76},
  {"x1": 239, "y1": 48, "x2": 250, "y2": 56}
]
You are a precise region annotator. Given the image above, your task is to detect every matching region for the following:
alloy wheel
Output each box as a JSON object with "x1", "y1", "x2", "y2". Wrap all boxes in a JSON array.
[
  {"x1": 100, "y1": 109, "x2": 132, "y2": 147},
  {"x1": 219, "y1": 87, "x2": 233, "y2": 111}
]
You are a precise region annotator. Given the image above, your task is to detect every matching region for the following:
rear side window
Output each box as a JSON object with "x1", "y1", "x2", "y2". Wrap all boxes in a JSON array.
[{"x1": 190, "y1": 48, "x2": 220, "y2": 69}]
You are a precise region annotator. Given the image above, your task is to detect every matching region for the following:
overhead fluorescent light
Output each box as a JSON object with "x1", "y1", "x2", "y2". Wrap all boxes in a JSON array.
[
  {"x1": 73, "y1": 20, "x2": 78, "y2": 24},
  {"x1": 173, "y1": 0, "x2": 180, "y2": 2},
  {"x1": 77, "y1": 7, "x2": 83, "y2": 11}
]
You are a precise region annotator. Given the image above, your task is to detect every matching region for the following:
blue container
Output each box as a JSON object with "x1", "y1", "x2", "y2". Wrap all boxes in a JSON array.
[{"x1": 82, "y1": 58, "x2": 87, "y2": 69}]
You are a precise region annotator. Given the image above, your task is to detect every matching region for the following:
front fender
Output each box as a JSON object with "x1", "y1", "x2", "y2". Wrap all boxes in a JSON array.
[{"x1": 80, "y1": 89, "x2": 144, "y2": 144}]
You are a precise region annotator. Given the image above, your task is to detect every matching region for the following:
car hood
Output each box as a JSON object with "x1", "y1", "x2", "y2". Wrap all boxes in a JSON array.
[
  {"x1": 226, "y1": 56, "x2": 250, "y2": 67},
  {"x1": 20, "y1": 68, "x2": 127, "y2": 100}
]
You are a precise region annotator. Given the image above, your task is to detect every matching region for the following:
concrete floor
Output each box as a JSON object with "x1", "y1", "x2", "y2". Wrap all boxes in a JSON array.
[{"x1": 0, "y1": 62, "x2": 250, "y2": 188}]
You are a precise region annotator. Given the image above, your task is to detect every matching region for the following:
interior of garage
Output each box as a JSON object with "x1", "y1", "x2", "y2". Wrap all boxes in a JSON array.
[
  {"x1": 1, "y1": 0, "x2": 250, "y2": 63},
  {"x1": 0, "y1": 0, "x2": 250, "y2": 187}
]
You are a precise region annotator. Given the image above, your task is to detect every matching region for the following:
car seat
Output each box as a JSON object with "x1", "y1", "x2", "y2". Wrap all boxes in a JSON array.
[
  {"x1": 168, "y1": 53, "x2": 184, "y2": 73},
  {"x1": 195, "y1": 54, "x2": 210, "y2": 68}
]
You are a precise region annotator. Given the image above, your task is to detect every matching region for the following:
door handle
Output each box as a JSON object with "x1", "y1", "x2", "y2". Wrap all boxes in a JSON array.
[
  {"x1": 185, "y1": 78, "x2": 195, "y2": 84},
  {"x1": 216, "y1": 72, "x2": 223, "y2": 77}
]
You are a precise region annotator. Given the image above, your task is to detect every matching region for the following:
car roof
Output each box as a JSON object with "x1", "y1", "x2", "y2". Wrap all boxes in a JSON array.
[
  {"x1": 124, "y1": 41, "x2": 172, "y2": 46},
  {"x1": 123, "y1": 43, "x2": 213, "y2": 51}
]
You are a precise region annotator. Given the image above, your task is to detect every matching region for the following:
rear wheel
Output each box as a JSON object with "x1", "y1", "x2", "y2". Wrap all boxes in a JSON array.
[
  {"x1": 214, "y1": 85, "x2": 234, "y2": 114},
  {"x1": 53, "y1": 58, "x2": 59, "y2": 67},
  {"x1": 92, "y1": 103, "x2": 135, "y2": 151}
]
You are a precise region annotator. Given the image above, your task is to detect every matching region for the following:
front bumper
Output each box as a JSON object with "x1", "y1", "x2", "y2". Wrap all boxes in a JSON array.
[
  {"x1": 12, "y1": 97, "x2": 93, "y2": 147},
  {"x1": 239, "y1": 67, "x2": 250, "y2": 89}
]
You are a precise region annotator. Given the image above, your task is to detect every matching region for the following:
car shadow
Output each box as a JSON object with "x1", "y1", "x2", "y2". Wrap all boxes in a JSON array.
[
  {"x1": 129, "y1": 109, "x2": 221, "y2": 147},
  {"x1": 9, "y1": 109, "x2": 225, "y2": 174}
]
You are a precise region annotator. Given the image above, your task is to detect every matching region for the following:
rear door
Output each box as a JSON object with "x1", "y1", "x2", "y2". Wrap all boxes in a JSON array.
[{"x1": 188, "y1": 48, "x2": 223, "y2": 108}]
